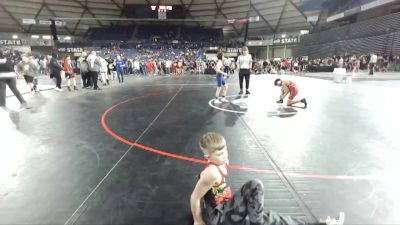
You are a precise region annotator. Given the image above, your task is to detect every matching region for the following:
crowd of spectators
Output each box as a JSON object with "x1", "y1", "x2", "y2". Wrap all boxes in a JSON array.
[
  {"x1": 252, "y1": 53, "x2": 400, "y2": 75},
  {"x1": 0, "y1": 42, "x2": 238, "y2": 102},
  {"x1": 3, "y1": 41, "x2": 399, "y2": 110}
]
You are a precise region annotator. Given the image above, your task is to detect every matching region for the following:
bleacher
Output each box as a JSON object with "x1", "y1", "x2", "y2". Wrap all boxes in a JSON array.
[
  {"x1": 294, "y1": 12, "x2": 400, "y2": 58},
  {"x1": 332, "y1": 0, "x2": 376, "y2": 14},
  {"x1": 136, "y1": 25, "x2": 177, "y2": 39},
  {"x1": 87, "y1": 27, "x2": 134, "y2": 41},
  {"x1": 85, "y1": 25, "x2": 223, "y2": 44},
  {"x1": 181, "y1": 27, "x2": 223, "y2": 42},
  {"x1": 348, "y1": 13, "x2": 400, "y2": 39}
]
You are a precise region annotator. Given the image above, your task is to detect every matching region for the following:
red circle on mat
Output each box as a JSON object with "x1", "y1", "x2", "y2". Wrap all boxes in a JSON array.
[{"x1": 101, "y1": 92, "x2": 380, "y2": 181}]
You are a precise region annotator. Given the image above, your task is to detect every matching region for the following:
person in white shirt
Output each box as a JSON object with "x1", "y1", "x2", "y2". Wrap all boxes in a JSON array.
[
  {"x1": 369, "y1": 53, "x2": 377, "y2": 75},
  {"x1": 338, "y1": 57, "x2": 344, "y2": 68},
  {"x1": 133, "y1": 59, "x2": 140, "y2": 75},
  {"x1": 236, "y1": 46, "x2": 252, "y2": 95},
  {"x1": 98, "y1": 56, "x2": 109, "y2": 85},
  {"x1": 165, "y1": 59, "x2": 172, "y2": 76},
  {"x1": 86, "y1": 51, "x2": 101, "y2": 90}
]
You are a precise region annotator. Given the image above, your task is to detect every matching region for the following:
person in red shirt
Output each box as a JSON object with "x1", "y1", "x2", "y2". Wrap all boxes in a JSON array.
[
  {"x1": 274, "y1": 78, "x2": 307, "y2": 107},
  {"x1": 63, "y1": 55, "x2": 78, "y2": 91},
  {"x1": 146, "y1": 59, "x2": 154, "y2": 76},
  {"x1": 173, "y1": 60, "x2": 178, "y2": 76}
]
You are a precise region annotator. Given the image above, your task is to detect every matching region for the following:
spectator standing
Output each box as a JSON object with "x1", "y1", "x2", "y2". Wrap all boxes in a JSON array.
[
  {"x1": 49, "y1": 53, "x2": 63, "y2": 91},
  {"x1": 98, "y1": 56, "x2": 110, "y2": 86},
  {"x1": 115, "y1": 55, "x2": 125, "y2": 83},
  {"x1": 140, "y1": 61, "x2": 147, "y2": 76},
  {"x1": 0, "y1": 50, "x2": 30, "y2": 109},
  {"x1": 109, "y1": 59, "x2": 117, "y2": 81},
  {"x1": 165, "y1": 59, "x2": 172, "y2": 76},
  {"x1": 369, "y1": 53, "x2": 377, "y2": 75},
  {"x1": 16, "y1": 54, "x2": 35, "y2": 93},
  {"x1": 146, "y1": 59, "x2": 153, "y2": 76},
  {"x1": 87, "y1": 51, "x2": 101, "y2": 90},
  {"x1": 77, "y1": 52, "x2": 90, "y2": 88},
  {"x1": 28, "y1": 54, "x2": 40, "y2": 92},
  {"x1": 63, "y1": 55, "x2": 78, "y2": 91},
  {"x1": 133, "y1": 59, "x2": 140, "y2": 75},
  {"x1": 39, "y1": 57, "x2": 48, "y2": 75},
  {"x1": 395, "y1": 56, "x2": 400, "y2": 72}
]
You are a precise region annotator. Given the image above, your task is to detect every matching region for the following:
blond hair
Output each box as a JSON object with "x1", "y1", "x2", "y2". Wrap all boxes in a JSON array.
[
  {"x1": 199, "y1": 132, "x2": 226, "y2": 154},
  {"x1": 242, "y1": 46, "x2": 248, "y2": 52}
]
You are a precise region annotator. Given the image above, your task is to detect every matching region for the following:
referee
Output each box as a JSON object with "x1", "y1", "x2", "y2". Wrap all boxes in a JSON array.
[{"x1": 236, "y1": 46, "x2": 252, "y2": 95}]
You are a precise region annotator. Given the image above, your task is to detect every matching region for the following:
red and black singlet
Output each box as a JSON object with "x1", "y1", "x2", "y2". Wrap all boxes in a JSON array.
[{"x1": 201, "y1": 163, "x2": 233, "y2": 208}]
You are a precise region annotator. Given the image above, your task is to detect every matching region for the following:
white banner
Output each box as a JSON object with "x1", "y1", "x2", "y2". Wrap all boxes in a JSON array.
[
  {"x1": 22, "y1": 18, "x2": 36, "y2": 24},
  {"x1": 38, "y1": 20, "x2": 66, "y2": 26},
  {"x1": 327, "y1": 12, "x2": 344, "y2": 22},
  {"x1": 246, "y1": 39, "x2": 274, "y2": 46},
  {"x1": 39, "y1": 20, "x2": 51, "y2": 25}
]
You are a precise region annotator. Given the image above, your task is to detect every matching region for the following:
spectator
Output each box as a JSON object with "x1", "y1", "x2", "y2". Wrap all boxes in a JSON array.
[
  {"x1": 108, "y1": 59, "x2": 117, "y2": 81},
  {"x1": 369, "y1": 53, "x2": 377, "y2": 75},
  {"x1": 63, "y1": 55, "x2": 78, "y2": 91},
  {"x1": 16, "y1": 54, "x2": 36, "y2": 93},
  {"x1": 49, "y1": 53, "x2": 63, "y2": 91},
  {"x1": 165, "y1": 59, "x2": 172, "y2": 76},
  {"x1": 0, "y1": 49, "x2": 30, "y2": 109},
  {"x1": 98, "y1": 55, "x2": 110, "y2": 86},
  {"x1": 87, "y1": 51, "x2": 101, "y2": 90},
  {"x1": 77, "y1": 52, "x2": 90, "y2": 88},
  {"x1": 115, "y1": 55, "x2": 125, "y2": 83},
  {"x1": 395, "y1": 56, "x2": 400, "y2": 72}
]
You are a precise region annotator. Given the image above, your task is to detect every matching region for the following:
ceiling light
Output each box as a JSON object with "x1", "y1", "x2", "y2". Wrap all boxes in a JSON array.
[
  {"x1": 42, "y1": 35, "x2": 51, "y2": 39},
  {"x1": 281, "y1": 34, "x2": 286, "y2": 38},
  {"x1": 12, "y1": 34, "x2": 18, "y2": 39},
  {"x1": 64, "y1": 36, "x2": 71, "y2": 40},
  {"x1": 31, "y1": 35, "x2": 40, "y2": 39}
]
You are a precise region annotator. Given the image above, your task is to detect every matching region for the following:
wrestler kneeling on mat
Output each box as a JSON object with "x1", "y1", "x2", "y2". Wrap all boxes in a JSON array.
[
  {"x1": 191, "y1": 132, "x2": 344, "y2": 225},
  {"x1": 274, "y1": 78, "x2": 307, "y2": 107}
]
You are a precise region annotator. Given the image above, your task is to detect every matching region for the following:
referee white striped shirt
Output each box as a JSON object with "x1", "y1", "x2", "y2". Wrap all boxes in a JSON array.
[{"x1": 237, "y1": 54, "x2": 252, "y2": 69}]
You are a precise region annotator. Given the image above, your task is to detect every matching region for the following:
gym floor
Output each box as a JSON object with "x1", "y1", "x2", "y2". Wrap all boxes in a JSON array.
[{"x1": 1, "y1": 74, "x2": 399, "y2": 225}]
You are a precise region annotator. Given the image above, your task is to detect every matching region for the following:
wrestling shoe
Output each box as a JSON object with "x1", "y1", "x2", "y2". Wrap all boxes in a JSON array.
[
  {"x1": 322, "y1": 212, "x2": 345, "y2": 225},
  {"x1": 20, "y1": 102, "x2": 32, "y2": 109},
  {"x1": 74, "y1": 86, "x2": 78, "y2": 91},
  {"x1": 238, "y1": 90, "x2": 243, "y2": 95},
  {"x1": 214, "y1": 98, "x2": 222, "y2": 104},
  {"x1": 67, "y1": 86, "x2": 71, "y2": 91},
  {"x1": 276, "y1": 99, "x2": 283, "y2": 104},
  {"x1": 245, "y1": 90, "x2": 250, "y2": 95},
  {"x1": 220, "y1": 98, "x2": 229, "y2": 103},
  {"x1": 301, "y1": 98, "x2": 307, "y2": 108}
]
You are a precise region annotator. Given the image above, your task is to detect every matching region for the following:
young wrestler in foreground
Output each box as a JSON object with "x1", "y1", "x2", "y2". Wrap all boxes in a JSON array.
[{"x1": 190, "y1": 132, "x2": 344, "y2": 225}]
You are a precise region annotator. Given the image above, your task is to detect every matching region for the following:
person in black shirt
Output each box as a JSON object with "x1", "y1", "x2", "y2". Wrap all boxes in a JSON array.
[
  {"x1": 49, "y1": 53, "x2": 63, "y2": 91},
  {"x1": 0, "y1": 49, "x2": 30, "y2": 109}
]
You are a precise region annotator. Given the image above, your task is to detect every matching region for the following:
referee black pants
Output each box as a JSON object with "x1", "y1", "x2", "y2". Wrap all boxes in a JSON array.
[{"x1": 239, "y1": 69, "x2": 250, "y2": 90}]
